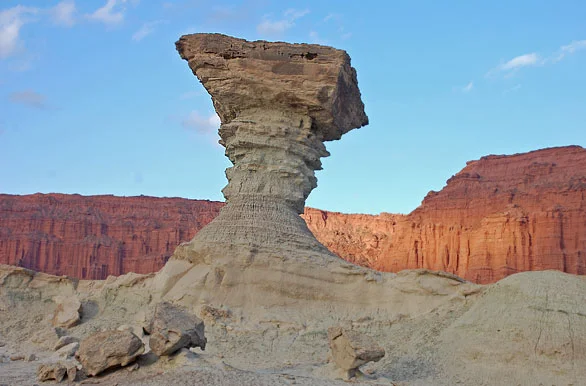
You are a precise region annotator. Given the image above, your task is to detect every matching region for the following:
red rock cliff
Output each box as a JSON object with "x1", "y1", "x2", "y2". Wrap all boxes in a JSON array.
[
  {"x1": 0, "y1": 194, "x2": 223, "y2": 279},
  {"x1": 2, "y1": 146, "x2": 585, "y2": 283},
  {"x1": 303, "y1": 146, "x2": 586, "y2": 283}
]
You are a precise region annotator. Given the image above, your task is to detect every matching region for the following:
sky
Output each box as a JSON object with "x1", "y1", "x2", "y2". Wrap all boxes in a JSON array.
[{"x1": 1, "y1": 0, "x2": 585, "y2": 215}]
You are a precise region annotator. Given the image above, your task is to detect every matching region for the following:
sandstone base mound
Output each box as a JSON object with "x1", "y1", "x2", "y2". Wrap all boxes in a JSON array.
[{"x1": 1, "y1": 263, "x2": 585, "y2": 385}]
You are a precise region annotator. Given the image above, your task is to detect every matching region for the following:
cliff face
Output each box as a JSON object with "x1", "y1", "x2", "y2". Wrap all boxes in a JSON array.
[
  {"x1": 1, "y1": 146, "x2": 585, "y2": 283},
  {"x1": 0, "y1": 194, "x2": 223, "y2": 279},
  {"x1": 303, "y1": 146, "x2": 586, "y2": 283}
]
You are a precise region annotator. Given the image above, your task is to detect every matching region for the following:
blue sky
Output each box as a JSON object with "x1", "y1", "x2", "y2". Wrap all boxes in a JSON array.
[{"x1": 1, "y1": 1, "x2": 585, "y2": 214}]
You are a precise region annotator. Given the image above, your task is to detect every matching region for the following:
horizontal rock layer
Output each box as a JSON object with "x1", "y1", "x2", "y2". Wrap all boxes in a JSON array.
[
  {"x1": 0, "y1": 194, "x2": 222, "y2": 279},
  {"x1": 303, "y1": 145, "x2": 586, "y2": 283},
  {"x1": 1, "y1": 146, "x2": 584, "y2": 283}
]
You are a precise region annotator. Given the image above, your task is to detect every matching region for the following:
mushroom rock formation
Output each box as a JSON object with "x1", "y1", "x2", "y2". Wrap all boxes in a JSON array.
[
  {"x1": 153, "y1": 34, "x2": 452, "y2": 313},
  {"x1": 172, "y1": 33, "x2": 368, "y2": 262}
]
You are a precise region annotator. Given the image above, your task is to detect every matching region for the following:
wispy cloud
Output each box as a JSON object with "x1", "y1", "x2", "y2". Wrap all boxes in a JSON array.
[
  {"x1": 87, "y1": 0, "x2": 128, "y2": 25},
  {"x1": 8, "y1": 90, "x2": 49, "y2": 109},
  {"x1": 132, "y1": 20, "x2": 165, "y2": 41},
  {"x1": 488, "y1": 39, "x2": 586, "y2": 77},
  {"x1": 503, "y1": 84, "x2": 522, "y2": 95},
  {"x1": 323, "y1": 13, "x2": 340, "y2": 22},
  {"x1": 0, "y1": 5, "x2": 38, "y2": 59},
  {"x1": 181, "y1": 111, "x2": 221, "y2": 146},
  {"x1": 308, "y1": 31, "x2": 326, "y2": 45},
  {"x1": 257, "y1": 8, "x2": 309, "y2": 37},
  {"x1": 500, "y1": 53, "x2": 540, "y2": 71},
  {"x1": 50, "y1": 0, "x2": 76, "y2": 27},
  {"x1": 182, "y1": 111, "x2": 220, "y2": 134},
  {"x1": 462, "y1": 81, "x2": 474, "y2": 93},
  {"x1": 551, "y1": 39, "x2": 586, "y2": 63}
]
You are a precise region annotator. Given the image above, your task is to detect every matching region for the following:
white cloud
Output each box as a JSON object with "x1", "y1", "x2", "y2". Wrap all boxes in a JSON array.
[
  {"x1": 551, "y1": 39, "x2": 586, "y2": 63},
  {"x1": 181, "y1": 111, "x2": 221, "y2": 146},
  {"x1": 284, "y1": 8, "x2": 309, "y2": 20},
  {"x1": 8, "y1": 90, "x2": 48, "y2": 109},
  {"x1": 323, "y1": 13, "x2": 339, "y2": 22},
  {"x1": 87, "y1": 0, "x2": 127, "y2": 25},
  {"x1": 257, "y1": 19, "x2": 293, "y2": 36},
  {"x1": 0, "y1": 5, "x2": 38, "y2": 59},
  {"x1": 50, "y1": 0, "x2": 76, "y2": 27},
  {"x1": 560, "y1": 40, "x2": 586, "y2": 54},
  {"x1": 487, "y1": 53, "x2": 540, "y2": 77},
  {"x1": 257, "y1": 8, "x2": 309, "y2": 37},
  {"x1": 132, "y1": 20, "x2": 164, "y2": 41},
  {"x1": 499, "y1": 53, "x2": 540, "y2": 71},
  {"x1": 308, "y1": 31, "x2": 326, "y2": 45},
  {"x1": 462, "y1": 81, "x2": 474, "y2": 93},
  {"x1": 182, "y1": 111, "x2": 221, "y2": 134}
]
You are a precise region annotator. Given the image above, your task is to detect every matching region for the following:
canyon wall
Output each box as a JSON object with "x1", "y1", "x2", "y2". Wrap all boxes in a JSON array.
[
  {"x1": 304, "y1": 146, "x2": 586, "y2": 283},
  {"x1": 1, "y1": 146, "x2": 585, "y2": 283},
  {"x1": 0, "y1": 194, "x2": 222, "y2": 279}
]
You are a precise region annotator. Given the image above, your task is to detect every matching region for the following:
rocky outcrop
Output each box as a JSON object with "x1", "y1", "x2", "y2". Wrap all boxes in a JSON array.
[
  {"x1": 171, "y1": 33, "x2": 367, "y2": 263},
  {"x1": 0, "y1": 193, "x2": 222, "y2": 279},
  {"x1": 76, "y1": 330, "x2": 144, "y2": 376},
  {"x1": 303, "y1": 145, "x2": 586, "y2": 283},
  {"x1": 328, "y1": 326, "x2": 385, "y2": 379},
  {"x1": 148, "y1": 301, "x2": 206, "y2": 356},
  {"x1": 52, "y1": 295, "x2": 81, "y2": 328}
]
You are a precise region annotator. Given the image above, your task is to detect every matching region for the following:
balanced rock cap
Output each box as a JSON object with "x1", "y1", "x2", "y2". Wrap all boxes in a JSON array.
[{"x1": 176, "y1": 33, "x2": 368, "y2": 141}]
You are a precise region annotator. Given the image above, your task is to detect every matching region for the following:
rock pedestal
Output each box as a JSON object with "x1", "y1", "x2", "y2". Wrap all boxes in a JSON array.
[{"x1": 173, "y1": 33, "x2": 368, "y2": 262}]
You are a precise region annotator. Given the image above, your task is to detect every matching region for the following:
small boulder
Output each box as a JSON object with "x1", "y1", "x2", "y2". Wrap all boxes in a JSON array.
[
  {"x1": 52, "y1": 295, "x2": 82, "y2": 328},
  {"x1": 54, "y1": 342, "x2": 79, "y2": 359},
  {"x1": 37, "y1": 362, "x2": 67, "y2": 382},
  {"x1": 76, "y1": 330, "x2": 144, "y2": 376},
  {"x1": 149, "y1": 302, "x2": 206, "y2": 356},
  {"x1": 54, "y1": 335, "x2": 79, "y2": 351},
  {"x1": 327, "y1": 327, "x2": 385, "y2": 379}
]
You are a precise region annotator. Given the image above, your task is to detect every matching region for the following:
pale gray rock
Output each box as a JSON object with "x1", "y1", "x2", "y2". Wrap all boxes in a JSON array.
[
  {"x1": 52, "y1": 295, "x2": 81, "y2": 328},
  {"x1": 54, "y1": 341, "x2": 79, "y2": 359},
  {"x1": 149, "y1": 301, "x2": 206, "y2": 356},
  {"x1": 54, "y1": 335, "x2": 79, "y2": 351},
  {"x1": 327, "y1": 326, "x2": 385, "y2": 378},
  {"x1": 76, "y1": 330, "x2": 144, "y2": 376}
]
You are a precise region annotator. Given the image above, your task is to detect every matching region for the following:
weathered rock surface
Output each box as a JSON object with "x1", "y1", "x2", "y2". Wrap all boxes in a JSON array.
[
  {"x1": 52, "y1": 295, "x2": 81, "y2": 328},
  {"x1": 172, "y1": 33, "x2": 367, "y2": 263},
  {"x1": 149, "y1": 301, "x2": 206, "y2": 356},
  {"x1": 76, "y1": 330, "x2": 144, "y2": 376},
  {"x1": 37, "y1": 362, "x2": 68, "y2": 382},
  {"x1": 0, "y1": 193, "x2": 222, "y2": 279},
  {"x1": 54, "y1": 341, "x2": 79, "y2": 359},
  {"x1": 304, "y1": 145, "x2": 586, "y2": 283},
  {"x1": 328, "y1": 326, "x2": 385, "y2": 379},
  {"x1": 54, "y1": 335, "x2": 79, "y2": 351}
]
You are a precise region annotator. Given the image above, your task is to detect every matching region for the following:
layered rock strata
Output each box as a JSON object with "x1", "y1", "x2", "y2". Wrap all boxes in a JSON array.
[
  {"x1": 304, "y1": 145, "x2": 586, "y2": 283},
  {"x1": 1, "y1": 147, "x2": 585, "y2": 284},
  {"x1": 172, "y1": 33, "x2": 367, "y2": 262},
  {"x1": 0, "y1": 194, "x2": 222, "y2": 279}
]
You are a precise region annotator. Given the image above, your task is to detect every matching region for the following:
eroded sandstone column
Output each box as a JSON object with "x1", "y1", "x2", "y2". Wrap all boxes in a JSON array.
[{"x1": 174, "y1": 33, "x2": 368, "y2": 261}]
